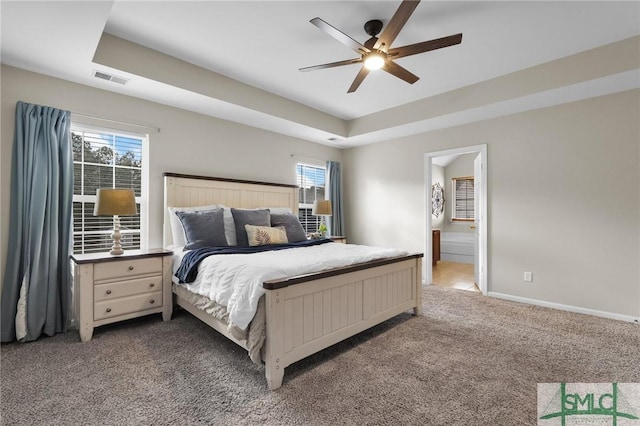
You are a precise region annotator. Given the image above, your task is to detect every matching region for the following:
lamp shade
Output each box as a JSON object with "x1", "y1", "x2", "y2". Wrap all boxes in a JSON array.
[
  {"x1": 93, "y1": 189, "x2": 137, "y2": 216},
  {"x1": 312, "y1": 200, "x2": 332, "y2": 216}
]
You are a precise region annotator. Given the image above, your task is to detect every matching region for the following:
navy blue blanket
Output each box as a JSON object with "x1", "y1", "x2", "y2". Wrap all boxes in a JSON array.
[{"x1": 175, "y1": 238, "x2": 333, "y2": 284}]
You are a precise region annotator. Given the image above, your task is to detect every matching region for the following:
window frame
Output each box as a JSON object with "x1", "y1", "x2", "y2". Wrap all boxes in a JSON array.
[
  {"x1": 71, "y1": 123, "x2": 149, "y2": 254},
  {"x1": 296, "y1": 161, "x2": 327, "y2": 234},
  {"x1": 451, "y1": 176, "x2": 475, "y2": 222}
]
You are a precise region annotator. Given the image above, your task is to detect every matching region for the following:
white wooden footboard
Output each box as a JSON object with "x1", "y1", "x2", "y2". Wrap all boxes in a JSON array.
[{"x1": 263, "y1": 254, "x2": 423, "y2": 390}]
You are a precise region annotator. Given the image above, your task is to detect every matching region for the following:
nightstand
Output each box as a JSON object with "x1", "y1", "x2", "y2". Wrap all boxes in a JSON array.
[
  {"x1": 330, "y1": 236, "x2": 347, "y2": 244},
  {"x1": 71, "y1": 249, "x2": 173, "y2": 342}
]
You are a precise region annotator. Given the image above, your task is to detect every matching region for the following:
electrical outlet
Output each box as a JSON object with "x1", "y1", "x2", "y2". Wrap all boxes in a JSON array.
[{"x1": 524, "y1": 271, "x2": 533, "y2": 282}]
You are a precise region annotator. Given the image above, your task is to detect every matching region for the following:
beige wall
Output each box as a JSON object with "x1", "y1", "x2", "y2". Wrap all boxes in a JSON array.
[
  {"x1": 343, "y1": 89, "x2": 640, "y2": 318},
  {"x1": 2, "y1": 66, "x2": 639, "y2": 320},
  {"x1": 0, "y1": 65, "x2": 342, "y2": 288}
]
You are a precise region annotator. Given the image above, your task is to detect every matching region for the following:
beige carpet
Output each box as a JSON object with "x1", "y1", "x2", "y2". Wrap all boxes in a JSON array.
[{"x1": 1, "y1": 286, "x2": 638, "y2": 425}]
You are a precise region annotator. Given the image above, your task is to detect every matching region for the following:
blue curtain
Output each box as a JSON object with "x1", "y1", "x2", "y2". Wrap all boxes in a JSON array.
[
  {"x1": 1, "y1": 101, "x2": 73, "y2": 342},
  {"x1": 326, "y1": 161, "x2": 344, "y2": 237}
]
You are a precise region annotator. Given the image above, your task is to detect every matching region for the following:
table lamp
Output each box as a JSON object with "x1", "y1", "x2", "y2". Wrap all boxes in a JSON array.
[
  {"x1": 94, "y1": 188, "x2": 137, "y2": 255},
  {"x1": 312, "y1": 199, "x2": 332, "y2": 237}
]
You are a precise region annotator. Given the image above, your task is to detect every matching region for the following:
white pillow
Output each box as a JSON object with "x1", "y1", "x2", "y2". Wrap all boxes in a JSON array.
[
  {"x1": 168, "y1": 204, "x2": 219, "y2": 247},
  {"x1": 265, "y1": 207, "x2": 292, "y2": 215}
]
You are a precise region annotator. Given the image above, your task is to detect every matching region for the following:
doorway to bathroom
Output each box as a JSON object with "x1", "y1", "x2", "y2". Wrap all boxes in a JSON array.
[{"x1": 425, "y1": 144, "x2": 487, "y2": 295}]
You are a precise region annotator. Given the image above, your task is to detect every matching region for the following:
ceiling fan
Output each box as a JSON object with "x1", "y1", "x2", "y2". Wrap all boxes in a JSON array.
[{"x1": 299, "y1": 0, "x2": 462, "y2": 93}]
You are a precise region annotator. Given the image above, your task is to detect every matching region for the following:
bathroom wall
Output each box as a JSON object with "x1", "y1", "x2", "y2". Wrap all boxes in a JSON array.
[{"x1": 444, "y1": 153, "x2": 477, "y2": 234}]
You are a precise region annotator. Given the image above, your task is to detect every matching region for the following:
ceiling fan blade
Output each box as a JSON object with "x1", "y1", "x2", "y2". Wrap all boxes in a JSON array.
[
  {"x1": 382, "y1": 60, "x2": 419, "y2": 84},
  {"x1": 373, "y1": 0, "x2": 420, "y2": 52},
  {"x1": 388, "y1": 33, "x2": 463, "y2": 59},
  {"x1": 310, "y1": 17, "x2": 370, "y2": 55},
  {"x1": 299, "y1": 58, "x2": 363, "y2": 72},
  {"x1": 347, "y1": 67, "x2": 370, "y2": 93}
]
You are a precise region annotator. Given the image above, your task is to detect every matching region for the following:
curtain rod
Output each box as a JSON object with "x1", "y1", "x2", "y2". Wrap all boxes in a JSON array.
[{"x1": 71, "y1": 112, "x2": 161, "y2": 133}]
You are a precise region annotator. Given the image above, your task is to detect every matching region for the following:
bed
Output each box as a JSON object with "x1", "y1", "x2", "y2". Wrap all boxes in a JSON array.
[{"x1": 163, "y1": 172, "x2": 423, "y2": 390}]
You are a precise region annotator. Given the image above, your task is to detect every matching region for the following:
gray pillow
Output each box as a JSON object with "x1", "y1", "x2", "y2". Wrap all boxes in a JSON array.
[
  {"x1": 270, "y1": 213, "x2": 307, "y2": 243},
  {"x1": 176, "y1": 208, "x2": 228, "y2": 250},
  {"x1": 231, "y1": 208, "x2": 271, "y2": 247}
]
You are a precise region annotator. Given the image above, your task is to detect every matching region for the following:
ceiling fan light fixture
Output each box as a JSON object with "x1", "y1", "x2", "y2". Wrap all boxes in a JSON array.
[
  {"x1": 364, "y1": 52, "x2": 385, "y2": 70},
  {"x1": 302, "y1": 1, "x2": 462, "y2": 92}
]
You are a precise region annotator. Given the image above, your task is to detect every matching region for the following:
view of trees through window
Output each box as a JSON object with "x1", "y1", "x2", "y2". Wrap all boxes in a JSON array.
[
  {"x1": 296, "y1": 163, "x2": 325, "y2": 233},
  {"x1": 72, "y1": 128, "x2": 143, "y2": 254}
]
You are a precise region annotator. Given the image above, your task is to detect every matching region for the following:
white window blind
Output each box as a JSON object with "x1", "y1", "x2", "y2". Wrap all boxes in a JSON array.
[
  {"x1": 72, "y1": 127, "x2": 145, "y2": 254},
  {"x1": 296, "y1": 163, "x2": 326, "y2": 233},
  {"x1": 452, "y1": 177, "x2": 474, "y2": 221}
]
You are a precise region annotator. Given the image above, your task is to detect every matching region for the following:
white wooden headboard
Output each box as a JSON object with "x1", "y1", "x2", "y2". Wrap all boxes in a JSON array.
[{"x1": 163, "y1": 173, "x2": 299, "y2": 247}]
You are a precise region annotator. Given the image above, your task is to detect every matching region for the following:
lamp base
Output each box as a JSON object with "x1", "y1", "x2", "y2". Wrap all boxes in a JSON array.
[
  {"x1": 110, "y1": 247, "x2": 124, "y2": 256},
  {"x1": 110, "y1": 215, "x2": 125, "y2": 256},
  {"x1": 318, "y1": 216, "x2": 328, "y2": 238}
]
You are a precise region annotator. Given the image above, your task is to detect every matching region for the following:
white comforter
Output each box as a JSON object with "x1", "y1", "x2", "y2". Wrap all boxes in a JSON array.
[{"x1": 172, "y1": 242, "x2": 408, "y2": 330}]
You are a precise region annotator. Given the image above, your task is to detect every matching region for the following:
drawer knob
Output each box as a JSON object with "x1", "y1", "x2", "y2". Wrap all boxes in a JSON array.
[
  {"x1": 149, "y1": 283, "x2": 155, "y2": 288},
  {"x1": 106, "y1": 290, "x2": 112, "y2": 295},
  {"x1": 149, "y1": 299, "x2": 155, "y2": 304},
  {"x1": 106, "y1": 308, "x2": 112, "y2": 313},
  {"x1": 128, "y1": 265, "x2": 134, "y2": 271}
]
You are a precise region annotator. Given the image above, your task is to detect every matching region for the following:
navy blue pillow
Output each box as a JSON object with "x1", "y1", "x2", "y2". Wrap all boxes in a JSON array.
[
  {"x1": 176, "y1": 209, "x2": 228, "y2": 250},
  {"x1": 231, "y1": 208, "x2": 271, "y2": 247},
  {"x1": 270, "y1": 213, "x2": 307, "y2": 243}
]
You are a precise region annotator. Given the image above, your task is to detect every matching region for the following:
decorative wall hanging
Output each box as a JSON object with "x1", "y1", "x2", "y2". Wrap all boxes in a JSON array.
[{"x1": 432, "y1": 182, "x2": 445, "y2": 218}]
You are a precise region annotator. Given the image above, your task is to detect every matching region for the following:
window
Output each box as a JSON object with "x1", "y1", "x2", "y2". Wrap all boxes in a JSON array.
[
  {"x1": 72, "y1": 126, "x2": 146, "y2": 254},
  {"x1": 296, "y1": 163, "x2": 325, "y2": 233},
  {"x1": 452, "y1": 177, "x2": 474, "y2": 221}
]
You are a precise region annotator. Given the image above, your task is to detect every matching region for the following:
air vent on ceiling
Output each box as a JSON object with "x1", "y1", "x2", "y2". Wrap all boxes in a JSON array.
[{"x1": 93, "y1": 70, "x2": 128, "y2": 85}]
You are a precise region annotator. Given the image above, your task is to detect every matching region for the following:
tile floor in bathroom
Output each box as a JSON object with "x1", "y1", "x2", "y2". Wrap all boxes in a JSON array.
[{"x1": 431, "y1": 260, "x2": 479, "y2": 292}]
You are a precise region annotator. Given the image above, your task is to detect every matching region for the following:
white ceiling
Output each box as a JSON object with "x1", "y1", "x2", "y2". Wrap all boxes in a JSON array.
[{"x1": 1, "y1": 1, "x2": 639, "y2": 147}]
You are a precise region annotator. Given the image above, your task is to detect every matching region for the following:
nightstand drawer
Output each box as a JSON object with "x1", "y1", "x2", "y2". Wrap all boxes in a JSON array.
[
  {"x1": 94, "y1": 276, "x2": 162, "y2": 302},
  {"x1": 94, "y1": 291, "x2": 163, "y2": 321},
  {"x1": 94, "y1": 257, "x2": 162, "y2": 281}
]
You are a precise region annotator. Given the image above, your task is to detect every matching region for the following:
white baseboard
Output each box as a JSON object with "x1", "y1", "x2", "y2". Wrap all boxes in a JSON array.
[{"x1": 488, "y1": 292, "x2": 639, "y2": 324}]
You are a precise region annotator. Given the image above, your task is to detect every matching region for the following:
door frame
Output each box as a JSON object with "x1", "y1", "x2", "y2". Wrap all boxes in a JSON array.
[{"x1": 424, "y1": 144, "x2": 488, "y2": 295}]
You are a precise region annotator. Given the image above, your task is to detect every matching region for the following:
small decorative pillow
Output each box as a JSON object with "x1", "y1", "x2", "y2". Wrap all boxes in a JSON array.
[
  {"x1": 245, "y1": 225, "x2": 288, "y2": 246},
  {"x1": 176, "y1": 208, "x2": 228, "y2": 250},
  {"x1": 270, "y1": 213, "x2": 308, "y2": 243},
  {"x1": 231, "y1": 208, "x2": 271, "y2": 247}
]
